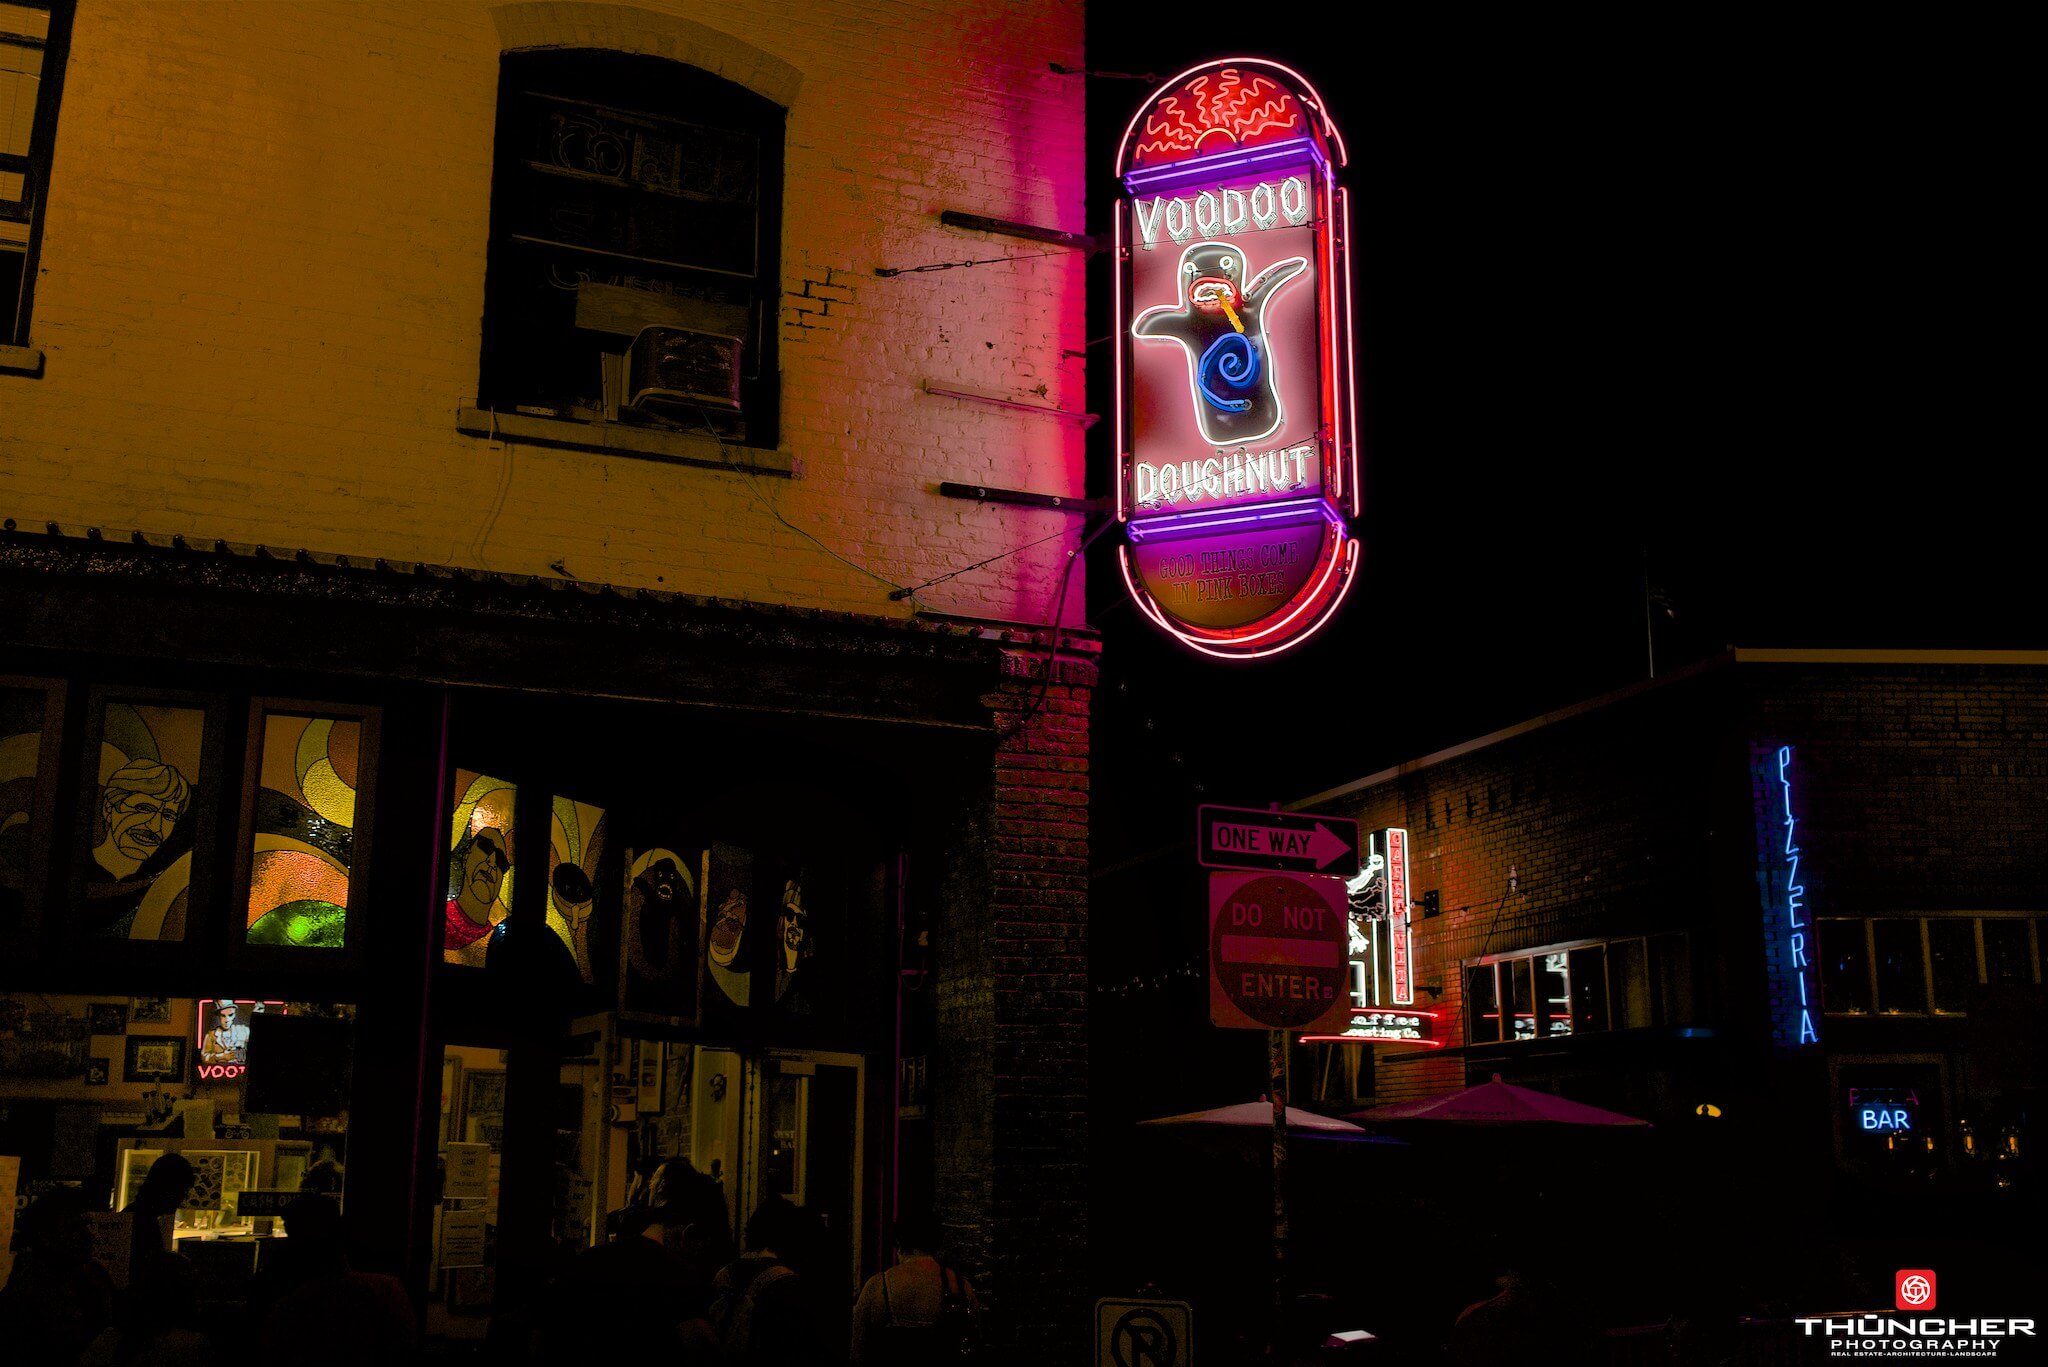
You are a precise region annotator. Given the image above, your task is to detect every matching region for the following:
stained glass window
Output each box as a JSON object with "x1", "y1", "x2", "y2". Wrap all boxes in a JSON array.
[
  {"x1": 87, "y1": 701, "x2": 205, "y2": 940},
  {"x1": 0, "y1": 680, "x2": 56, "y2": 933},
  {"x1": 245, "y1": 714, "x2": 360, "y2": 948},
  {"x1": 548, "y1": 795, "x2": 605, "y2": 982},
  {"x1": 446, "y1": 770, "x2": 516, "y2": 966}
]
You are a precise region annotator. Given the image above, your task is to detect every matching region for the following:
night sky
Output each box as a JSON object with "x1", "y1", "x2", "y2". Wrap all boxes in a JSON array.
[{"x1": 1079, "y1": 10, "x2": 2025, "y2": 860}]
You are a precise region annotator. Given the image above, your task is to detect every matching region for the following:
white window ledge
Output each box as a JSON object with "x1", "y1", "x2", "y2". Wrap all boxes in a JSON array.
[
  {"x1": 456, "y1": 406, "x2": 794, "y2": 476},
  {"x1": 0, "y1": 344, "x2": 44, "y2": 376}
]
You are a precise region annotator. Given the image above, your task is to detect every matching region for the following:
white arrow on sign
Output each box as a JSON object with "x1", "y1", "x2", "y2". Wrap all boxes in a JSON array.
[{"x1": 1212, "y1": 820, "x2": 1353, "y2": 869}]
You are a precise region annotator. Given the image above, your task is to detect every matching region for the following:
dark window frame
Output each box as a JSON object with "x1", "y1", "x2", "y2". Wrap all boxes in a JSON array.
[
  {"x1": 477, "y1": 48, "x2": 785, "y2": 448},
  {"x1": 1819, "y1": 913, "x2": 2044, "y2": 1017},
  {"x1": 1465, "y1": 932, "x2": 1690, "y2": 1044},
  {"x1": 2, "y1": 0, "x2": 72, "y2": 349}
]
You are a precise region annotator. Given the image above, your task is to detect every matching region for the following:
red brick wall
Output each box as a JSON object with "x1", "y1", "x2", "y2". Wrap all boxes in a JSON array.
[
  {"x1": 936, "y1": 634, "x2": 1094, "y2": 1359},
  {"x1": 1312, "y1": 658, "x2": 2048, "y2": 1107}
]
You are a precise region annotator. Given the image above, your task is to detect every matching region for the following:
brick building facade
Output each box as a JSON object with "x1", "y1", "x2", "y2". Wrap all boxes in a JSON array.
[
  {"x1": 1294, "y1": 650, "x2": 2046, "y2": 1288},
  {"x1": 2, "y1": 1, "x2": 1093, "y2": 1357}
]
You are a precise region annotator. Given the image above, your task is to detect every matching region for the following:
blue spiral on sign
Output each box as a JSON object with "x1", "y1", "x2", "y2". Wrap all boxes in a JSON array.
[{"x1": 1197, "y1": 333, "x2": 1260, "y2": 413}]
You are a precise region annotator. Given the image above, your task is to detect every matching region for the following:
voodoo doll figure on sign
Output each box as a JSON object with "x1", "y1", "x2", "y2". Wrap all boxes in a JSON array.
[{"x1": 1131, "y1": 240, "x2": 1308, "y2": 447}]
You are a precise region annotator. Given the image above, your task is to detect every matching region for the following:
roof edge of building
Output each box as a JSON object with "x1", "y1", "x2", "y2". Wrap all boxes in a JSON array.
[
  {"x1": 1290, "y1": 644, "x2": 2048, "y2": 811},
  {"x1": 1288, "y1": 652, "x2": 1734, "y2": 811}
]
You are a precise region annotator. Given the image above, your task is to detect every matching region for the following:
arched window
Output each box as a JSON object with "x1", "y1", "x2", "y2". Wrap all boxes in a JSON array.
[{"x1": 478, "y1": 50, "x2": 783, "y2": 447}]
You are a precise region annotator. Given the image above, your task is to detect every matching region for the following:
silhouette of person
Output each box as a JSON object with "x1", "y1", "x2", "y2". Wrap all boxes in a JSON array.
[
  {"x1": 0, "y1": 1186, "x2": 116, "y2": 1364},
  {"x1": 1445, "y1": 1264, "x2": 1595, "y2": 1367},
  {"x1": 851, "y1": 1210, "x2": 979, "y2": 1366},
  {"x1": 126, "y1": 1152, "x2": 194, "y2": 1289},
  {"x1": 82, "y1": 1252, "x2": 210, "y2": 1367},
  {"x1": 538, "y1": 1203, "x2": 700, "y2": 1363},
  {"x1": 649, "y1": 1159, "x2": 736, "y2": 1313},
  {"x1": 710, "y1": 1197, "x2": 820, "y2": 1366},
  {"x1": 257, "y1": 1194, "x2": 415, "y2": 1367}
]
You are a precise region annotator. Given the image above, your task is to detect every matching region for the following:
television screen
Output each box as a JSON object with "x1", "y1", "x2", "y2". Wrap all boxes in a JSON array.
[
  {"x1": 242, "y1": 1013, "x2": 352, "y2": 1116},
  {"x1": 194, "y1": 999, "x2": 284, "y2": 1080}
]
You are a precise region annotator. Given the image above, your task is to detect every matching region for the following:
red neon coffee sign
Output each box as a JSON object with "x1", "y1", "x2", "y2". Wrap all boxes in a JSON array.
[{"x1": 1115, "y1": 59, "x2": 1359, "y2": 658}]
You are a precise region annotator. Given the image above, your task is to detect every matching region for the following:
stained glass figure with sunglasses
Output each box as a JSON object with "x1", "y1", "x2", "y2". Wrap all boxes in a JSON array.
[{"x1": 446, "y1": 823, "x2": 512, "y2": 964}]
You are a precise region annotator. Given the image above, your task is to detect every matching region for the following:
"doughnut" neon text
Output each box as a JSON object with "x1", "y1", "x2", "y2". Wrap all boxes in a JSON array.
[{"x1": 1133, "y1": 441, "x2": 1315, "y2": 507}]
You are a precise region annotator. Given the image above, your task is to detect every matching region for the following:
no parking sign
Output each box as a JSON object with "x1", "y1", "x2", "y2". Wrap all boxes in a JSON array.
[{"x1": 1097, "y1": 1297, "x2": 1193, "y2": 1367}]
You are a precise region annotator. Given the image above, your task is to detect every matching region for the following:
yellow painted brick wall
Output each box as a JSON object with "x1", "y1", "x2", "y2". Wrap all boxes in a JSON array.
[{"x1": 0, "y1": 0, "x2": 1088, "y2": 624}]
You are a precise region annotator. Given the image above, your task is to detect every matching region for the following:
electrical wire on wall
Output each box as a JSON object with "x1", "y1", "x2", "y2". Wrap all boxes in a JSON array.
[{"x1": 687, "y1": 406, "x2": 1097, "y2": 621}]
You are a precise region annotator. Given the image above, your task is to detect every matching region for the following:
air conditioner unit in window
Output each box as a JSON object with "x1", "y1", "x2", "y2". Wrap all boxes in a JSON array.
[{"x1": 623, "y1": 325, "x2": 743, "y2": 435}]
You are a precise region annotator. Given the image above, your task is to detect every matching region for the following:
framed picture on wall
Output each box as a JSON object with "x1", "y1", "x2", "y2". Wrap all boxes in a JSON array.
[
  {"x1": 86, "y1": 1057, "x2": 111, "y2": 1086},
  {"x1": 231, "y1": 699, "x2": 380, "y2": 957},
  {"x1": 129, "y1": 997, "x2": 173, "y2": 1025},
  {"x1": 438, "y1": 1054, "x2": 462, "y2": 1150},
  {"x1": 74, "y1": 687, "x2": 226, "y2": 944},
  {"x1": 0, "y1": 1013, "x2": 87, "y2": 1078},
  {"x1": 0, "y1": 674, "x2": 66, "y2": 948},
  {"x1": 88, "y1": 1002, "x2": 129, "y2": 1036},
  {"x1": 123, "y1": 1034, "x2": 187, "y2": 1083},
  {"x1": 461, "y1": 1069, "x2": 506, "y2": 1148}
]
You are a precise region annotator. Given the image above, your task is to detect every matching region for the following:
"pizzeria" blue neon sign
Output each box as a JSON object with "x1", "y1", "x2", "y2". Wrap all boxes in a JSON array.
[{"x1": 1778, "y1": 745, "x2": 1820, "y2": 1045}]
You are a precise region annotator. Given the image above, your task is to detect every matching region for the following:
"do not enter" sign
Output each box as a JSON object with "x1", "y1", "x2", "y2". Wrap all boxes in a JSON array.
[{"x1": 1208, "y1": 870, "x2": 1350, "y2": 1031}]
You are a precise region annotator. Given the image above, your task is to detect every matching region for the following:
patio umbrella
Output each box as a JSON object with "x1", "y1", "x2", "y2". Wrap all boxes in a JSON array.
[
  {"x1": 1138, "y1": 1100, "x2": 1405, "y2": 1143},
  {"x1": 1344, "y1": 1075, "x2": 1651, "y2": 1127}
]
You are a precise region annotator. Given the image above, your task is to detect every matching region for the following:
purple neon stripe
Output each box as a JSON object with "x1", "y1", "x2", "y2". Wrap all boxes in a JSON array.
[
  {"x1": 1126, "y1": 497, "x2": 1341, "y2": 541},
  {"x1": 1133, "y1": 494, "x2": 1327, "y2": 525},
  {"x1": 1219, "y1": 934, "x2": 1343, "y2": 968},
  {"x1": 1122, "y1": 137, "x2": 1326, "y2": 195}
]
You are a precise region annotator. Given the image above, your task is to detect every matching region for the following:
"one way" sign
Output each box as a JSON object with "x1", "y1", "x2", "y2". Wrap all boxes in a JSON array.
[{"x1": 1197, "y1": 804, "x2": 1359, "y2": 877}]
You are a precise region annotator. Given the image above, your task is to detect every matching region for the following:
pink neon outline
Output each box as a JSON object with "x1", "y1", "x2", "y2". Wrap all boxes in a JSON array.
[
  {"x1": 1320, "y1": 172, "x2": 1341, "y2": 503},
  {"x1": 1117, "y1": 57, "x2": 1347, "y2": 175},
  {"x1": 1115, "y1": 58, "x2": 1360, "y2": 661},
  {"x1": 1114, "y1": 204, "x2": 1128, "y2": 523},
  {"x1": 1128, "y1": 496, "x2": 1337, "y2": 539},
  {"x1": 1340, "y1": 186, "x2": 1361, "y2": 519},
  {"x1": 1297, "y1": 1035, "x2": 1445, "y2": 1048},
  {"x1": 1388, "y1": 828, "x2": 1413, "y2": 1006},
  {"x1": 1129, "y1": 524, "x2": 1344, "y2": 648},
  {"x1": 1345, "y1": 1008, "x2": 1439, "y2": 1019},
  {"x1": 1183, "y1": 529, "x2": 1350, "y2": 646}
]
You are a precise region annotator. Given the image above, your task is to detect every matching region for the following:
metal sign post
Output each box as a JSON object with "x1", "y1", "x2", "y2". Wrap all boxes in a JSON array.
[
  {"x1": 1202, "y1": 807, "x2": 1351, "y2": 1358},
  {"x1": 1269, "y1": 1029, "x2": 1288, "y2": 1340}
]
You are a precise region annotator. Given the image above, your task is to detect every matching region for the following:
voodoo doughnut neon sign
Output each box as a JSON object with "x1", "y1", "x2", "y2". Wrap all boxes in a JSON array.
[{"x1": 1115, "y1": 59, "x2": 1359, "y2": 658}]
